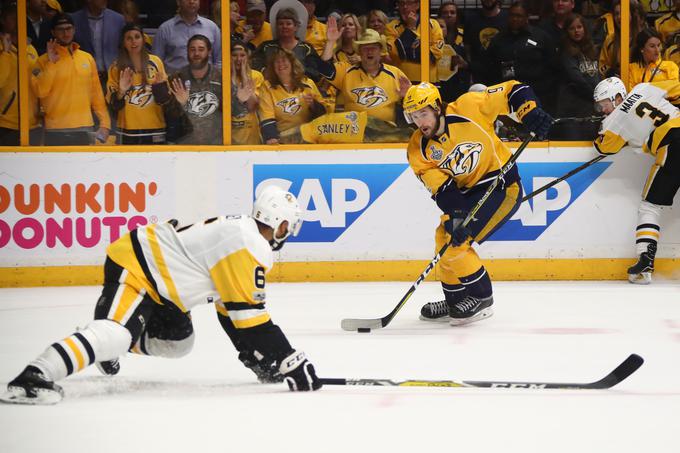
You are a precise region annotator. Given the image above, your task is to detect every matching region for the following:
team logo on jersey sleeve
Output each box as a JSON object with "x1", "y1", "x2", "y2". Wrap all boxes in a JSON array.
[
  {"x1": 351, "y1": 86, "x2": 388, "y2": 108},
  {"x1": 440, "y1": 142, "x2": 482, "y2": 175},
  {"x1": 276, "y1": 97, "x2": 302, "y2": 115},
  {"x1": 187, "y1": 91, "x2": 220, "y2": 117}
]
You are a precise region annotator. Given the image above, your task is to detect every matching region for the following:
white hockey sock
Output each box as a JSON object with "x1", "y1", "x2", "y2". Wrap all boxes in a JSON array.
[
  {"x1": 30, "y1": 320, "x2": 131, "y2": 382},
  {"x1": 635, "y1": 200, "x2": 661, "y2": 256}
]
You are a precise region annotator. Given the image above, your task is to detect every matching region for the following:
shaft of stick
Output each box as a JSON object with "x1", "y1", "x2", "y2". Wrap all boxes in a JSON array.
[{"x1": 521, "y1": 155, "x2": 605, "y2": 203}]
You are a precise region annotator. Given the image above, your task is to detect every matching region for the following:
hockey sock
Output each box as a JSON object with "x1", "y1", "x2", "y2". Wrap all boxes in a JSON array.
[
  {"x1": 442, "y1": 282, "x2": 468, "y2": 307},
  {"x1": 635, "y1": 200, "x2": 661, "y2": 256},
  {"x1": 30, "y1": 320, "x2": 131, "y2": 382},
  {"x1": 459, "y1": 266, "x2": 492, "y2": 299}
]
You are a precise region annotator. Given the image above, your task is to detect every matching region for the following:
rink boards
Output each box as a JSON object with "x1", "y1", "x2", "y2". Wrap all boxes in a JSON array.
[{"x1": 0, "y1": 144, "x2": 678, "y2": 286}]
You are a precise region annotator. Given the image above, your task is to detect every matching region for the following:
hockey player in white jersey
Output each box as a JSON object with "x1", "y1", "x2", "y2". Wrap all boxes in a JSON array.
[
  {"x1": 1, "y1": 186, "x2": 322, "y2": 405},
  {"x1": 593, "y1": 77, "x2": 680, "y2": 284}
]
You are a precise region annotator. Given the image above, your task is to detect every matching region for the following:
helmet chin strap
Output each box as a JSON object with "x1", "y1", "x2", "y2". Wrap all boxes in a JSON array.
[{"x1": 269, "y1": 238, "x2": 286, "y2": 251}]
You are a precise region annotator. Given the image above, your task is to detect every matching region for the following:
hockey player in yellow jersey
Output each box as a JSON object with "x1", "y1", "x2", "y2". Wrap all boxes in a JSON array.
[
  {"x1": 593, "y1": 77, "x2": 680, "y2": 284},
  {"x1": 403, "y1": 81, "x2": 553, "y2": 325},
  {"x1": 1, "y1": 186, "x2": 322, "y2": 405}
]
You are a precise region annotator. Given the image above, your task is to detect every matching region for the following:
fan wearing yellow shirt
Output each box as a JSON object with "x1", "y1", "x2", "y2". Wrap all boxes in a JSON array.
[
  {"x1": 240, "y1": 0, "x2": 273, "y2": 49},
  {"x1": 627, "y1": 28, "x2": 679, "y2": 90},
  {"x1": 259, "y1": 48, "x2": 327, "y2": 144},
  {"x1": 403, "y1": 81, "x2": 552, "y2": 325},
  {"x1": 231, "y1": 40, "x2": 264, "y2": 145},
  {"x1": 301, "y1": 0, "x2": 327, "y2": 55},
  {"x1": 654, "y1": 0, "x2": 680, "y2": 45},
  {"x1": 319, "y1": 20, "x2": 412, "y2": 126}
]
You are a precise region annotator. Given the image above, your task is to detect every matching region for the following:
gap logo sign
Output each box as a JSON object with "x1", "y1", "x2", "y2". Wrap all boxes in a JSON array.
[
  {"x1": 489, "y1": 161, "x2": 611, "y2": 241},
  {"x1": 253, "y1": 164, "x2": 408, "y2": 242}
]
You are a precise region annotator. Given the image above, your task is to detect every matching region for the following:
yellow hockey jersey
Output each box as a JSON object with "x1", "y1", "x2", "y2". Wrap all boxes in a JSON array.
[
  {"x1": 232, "y1": 69, "x2": 264, "y2": 145},
  {"x1": 594, "y1": 81, "x2": 680, "y2": 156},
  {"x1": 665, "y1": 44, "x2": 680, "y2": 67},
  {"x1": 106, "y1": 55, "x2": 167, "y2": 138},
  {"x1": 385, "y1": 18, "x2": 444, "y2": 82},
  {"x1": 306, "y1": 17, "x2": 327, "y2": 55},
  {"x1": 0, "y1": 42, "x2": 40, "y2": 130},
  {"x1": 258, "y1": 77, "x2": 325, "y2": 135},
  {"x1": 324, "y1": 62, "x2": 408, "y2": 123},
  {"x1": 238, "y1": 20, "x2": 273, "y2": 48},
  {"x1": 106, "y1": 216, "x2": 274, "y2": 329},
  {"x1": 654, "y1": 11, "x2": 680, "y2": 44},
  {"x1": 627, "y1": 57, "x2": 679, "y2": 90},
  {"x1": 406, "y1": 81, "x2": 526, "y2": 194}
]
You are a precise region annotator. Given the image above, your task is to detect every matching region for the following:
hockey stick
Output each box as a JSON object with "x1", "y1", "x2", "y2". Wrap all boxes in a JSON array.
[
  {"x1": 340, "y1": 132, "x2": 536, "y2": 332},
  {"x1": 552, "y1": 115, "x2": 603, "y2": 124},
  {"x1": 320, "y1": 353, "x2": 643, "y2": 390},
  {"x1": 521, "y1": 155, "x2": 606, "y2": 203}
]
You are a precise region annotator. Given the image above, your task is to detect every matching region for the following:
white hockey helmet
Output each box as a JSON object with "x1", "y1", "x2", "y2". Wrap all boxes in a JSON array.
[
  {"x1": 252, "y1": 185, "x2": 303, "y2": 250},
  {"x1": 593, "y1": 77, "x2": 627, "y2": 104}
]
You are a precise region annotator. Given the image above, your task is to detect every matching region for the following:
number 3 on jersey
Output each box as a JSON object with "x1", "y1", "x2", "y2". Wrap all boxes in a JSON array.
[{"x1": 635, "y1": 101, "x2": 670, "y2": 127}]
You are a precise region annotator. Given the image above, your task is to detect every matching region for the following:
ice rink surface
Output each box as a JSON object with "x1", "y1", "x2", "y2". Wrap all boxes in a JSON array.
[{"x1": 1, "y1": 280, "x2": 679, "y2": 453}]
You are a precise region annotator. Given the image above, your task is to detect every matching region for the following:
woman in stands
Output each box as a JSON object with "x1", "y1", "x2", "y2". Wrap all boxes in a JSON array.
[
  {"x1": 106, "y1": 23, "x2": 169, "y2": 145},
  {"x1": 258, "y1": 49, "x2": 326, "y2": 144}
]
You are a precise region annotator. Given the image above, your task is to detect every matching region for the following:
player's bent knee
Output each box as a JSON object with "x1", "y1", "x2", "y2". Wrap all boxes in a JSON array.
[
  {"x1": 82, "y1": 319, "x2": 133, "y2": 362},
  {"x1": 145, "y1": 332, "x2": 195, "y2": 358}
]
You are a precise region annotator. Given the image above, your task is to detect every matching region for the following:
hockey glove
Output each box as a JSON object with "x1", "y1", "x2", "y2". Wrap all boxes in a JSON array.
[
  {"x1": 521, "y1": 107, "x2": 553, "y2": 140},
  {"x1": 279, "y1": 350, "x2": 322, "y2": 391},
  {"x1": 239, "y1": 350, "x2": 284, "y2": 383},
  {"x1": 444, "y1": 210, "x2": 472, "y2": 247}
]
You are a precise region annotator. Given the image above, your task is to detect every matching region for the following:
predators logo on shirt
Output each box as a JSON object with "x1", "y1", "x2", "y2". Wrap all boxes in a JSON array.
[
  {"x1": 275, "y1": 96, "x2": 302, "y2": 115},
  {"x1": 351, "y1": 86, "x2": 389, "y2": 108},
  {"x1": 127, "y1": 86, "x2": 154, "y2": 108},
  {"x1": 187, "y1": 91, "x2": 220, "y2": 117}
]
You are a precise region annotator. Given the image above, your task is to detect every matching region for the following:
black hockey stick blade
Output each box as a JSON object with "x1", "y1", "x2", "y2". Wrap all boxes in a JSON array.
[{"x1": 320, "y1": 354, "x2": 643, "y2": 390}]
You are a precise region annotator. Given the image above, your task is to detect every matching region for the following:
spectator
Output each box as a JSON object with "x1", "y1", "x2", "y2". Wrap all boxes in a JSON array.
[
  {"x1": 591, "y1": 3, "x2": 615, "y2": 52},
  {"x1": 385, "y1": 0, "x2": 444, "y2": 83},
  {"x1": 655, "y1": 0, "x2": 680, "y2": 46},
  {"x1": 486, "y1": 1, "x2": 558, "y2": 114},
  {"x1": 167, "y1": 34, "x2": 223, "y2": 144},
  {"x1": 320, "y1": 23, "x2": 411, "y2": 126},
  {"x1": 599, "y1": 0, "x2": 646, "y2": 77},
  {"x1": 334, "y1": 14, "x2": 361, "y2": 64},
  {"x1": 211, "y1": 0, "x2": 221, "y2": 27},
  {"x1": 0, "y1": 3, "x2": 41, "y2": 146},
  {"x1": 240, "y1": 0, "x2": 273, "y2": 49},
  {"x1": 554, "y1": 13, "x2": 601, "y2": 138},
  {"x1": 117, "y1": 0, "x2": 152, "y2": 49},
  {"x1": 301, "y1": 0, "x2": 326, "y2": 55},
  {"x1": 106, "y1": 23, "x2": 169, "y2": 144},
  {"x1": 538, "y1": 0, "x2": 576, "y2": 49},
  {"x1": 251, "y1": 1, "x2": 325, "y2": 82},
  {"x1": 464, "y1": 0, "x2": 508, "y2": 85},
  {"x1": 664, "y1": 33, "x2": 680, "y2": 66},
  {"x1": 72, "y1": 0, "x2": 126, "y2": 83},
  {"x1": 628, "y1": 28, "x2": 679, "y2": 89},
  {"x1": 152, "y1": 0, "x2": 221, "y2": 74},
  {"x1": 44, "y1": 0, "x2": 62, "y2": 19},
  {"x1": 27, "y1": 0, "x2": 51, "y2": 55},
  {"x1": 258, "y1": 48, "x2": 326, "y2": 144},
  {"x1": 366, "y1": 9, "x2": 392, "y2": 63},
  {"x1": 31, "y1": 13, "x2": 110, "y2": 145},
  {"x1": 230, "y1": 0, "x2": 246, "y2": 41},
  {"x1": 437, "y1": 2, "x2": 470, "y2": 102},
  {"x1": 231, "y1": 40, "x2": 264, "y2": 145}
]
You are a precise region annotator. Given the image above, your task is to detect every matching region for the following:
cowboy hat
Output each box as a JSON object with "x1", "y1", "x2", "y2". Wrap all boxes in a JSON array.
[
  {"x1": 269, "y1": 0, "x2": 308, "y2": 41},
  {"x1": 353, "y1": 28, "x2": 387, "y2": 53}
]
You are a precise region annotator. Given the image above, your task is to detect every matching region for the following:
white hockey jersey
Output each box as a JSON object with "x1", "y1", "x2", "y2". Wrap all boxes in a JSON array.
[
  {"x1": 595, "y1": 82, "x2": 680, "y2": 155},
  {"x1": 106, "y1": 216, "x2": 274, "y2": 329}
]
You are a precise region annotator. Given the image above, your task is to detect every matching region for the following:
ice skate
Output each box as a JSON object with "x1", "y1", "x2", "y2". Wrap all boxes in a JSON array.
[
  {"x1": 96, "y1": 359, "x2": 120, "y2": 376},
  {"x1": 0, "y1": 366, "x2": 63, "y2": 405},
  {"x1": 449, "y1": 296, "x2": 494, "y2": 326},
  {"x1": 627, "y1": 244, "x2": 656, "y2": 285},
  {"x1": 419, "y1": 300, "x2": 451, "y2": 322}
]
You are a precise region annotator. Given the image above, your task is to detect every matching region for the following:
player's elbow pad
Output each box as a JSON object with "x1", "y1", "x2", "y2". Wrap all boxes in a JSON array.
[{"x1": 434, "y1": 180, "x2": 465, "y2": 213}]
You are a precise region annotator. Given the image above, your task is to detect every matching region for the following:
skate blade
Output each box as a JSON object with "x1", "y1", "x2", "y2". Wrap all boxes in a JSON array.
[
  {"x1": 418, "y1": 315, "x2": 451, "y2": 323},
  {"x1": 449, "y1": 307, "x2": 493, "y2": 326},
  {"x1": 628, "y1": 272, "x2": 652, "y2": 285},
  {"x1": 0, "y1": 386, "x2": 63, "y2": 405}
]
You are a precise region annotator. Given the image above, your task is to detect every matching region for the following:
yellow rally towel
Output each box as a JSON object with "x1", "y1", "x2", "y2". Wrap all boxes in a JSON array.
[{"x1": 300, "y1": 111, "x2": 368, "y2": 144}]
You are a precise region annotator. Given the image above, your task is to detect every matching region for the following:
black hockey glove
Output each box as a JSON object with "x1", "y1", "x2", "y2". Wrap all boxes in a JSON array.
[
  {"x1": 521, "y1": 107, "x2": 553, "y2": 140},
  {"x1": 444, "y1": 210, "x2": 472, "y2": 247},
  {"x1": 279, "y1": 350, "x2": 322, "y2": 391},
  {"x1": 239, "y1": 350, "x2": 284, "y2": 383}
]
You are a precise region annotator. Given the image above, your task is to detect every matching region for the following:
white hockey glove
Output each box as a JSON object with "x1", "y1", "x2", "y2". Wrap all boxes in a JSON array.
[{"x1": 278, "y1": 351, "x2": 322, "y2": 391}]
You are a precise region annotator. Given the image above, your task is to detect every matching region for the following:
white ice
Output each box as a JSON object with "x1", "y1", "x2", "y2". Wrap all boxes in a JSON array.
[{"x1": 1, "y1": 280, "x2": 679, "y2": 453}]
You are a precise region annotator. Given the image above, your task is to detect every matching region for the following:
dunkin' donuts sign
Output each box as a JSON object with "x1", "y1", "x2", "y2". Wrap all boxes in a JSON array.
[{"x1": 0, "y1": 182, "x2": 159, "y2": 250}]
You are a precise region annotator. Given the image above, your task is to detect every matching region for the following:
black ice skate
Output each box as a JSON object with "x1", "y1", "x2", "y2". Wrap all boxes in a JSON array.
[
  {"x1": 419, "y1": 300, "x2": 451, "y2": 322},
  {"x1": 628, "y1": 243, "x2": 656, "y2": 285},
  {"x1": 96, "y1": 359, "x2": 120, "y2": 376},
  {"x1": 449, "y1": 296, "x2": 494, "y2": 326},
  {"x1": 0, "y1": 365, "x2": 63, "y2": 405}
]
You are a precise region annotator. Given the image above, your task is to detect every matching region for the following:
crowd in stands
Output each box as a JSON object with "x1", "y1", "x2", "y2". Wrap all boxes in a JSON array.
[{"x1": 0, "y1": 0, "x2": 678, "y2": 146}]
